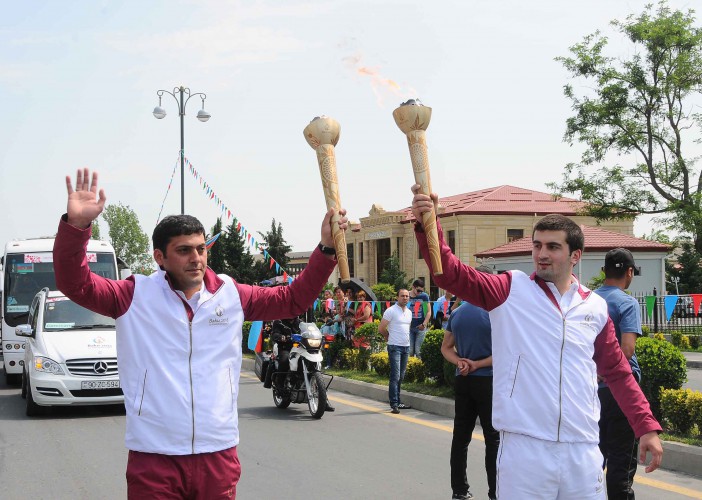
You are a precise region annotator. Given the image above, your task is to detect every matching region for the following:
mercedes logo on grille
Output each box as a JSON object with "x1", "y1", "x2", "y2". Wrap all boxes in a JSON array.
[{"x1": 93, "y1": 361, "x2": 108, "y2": 374}]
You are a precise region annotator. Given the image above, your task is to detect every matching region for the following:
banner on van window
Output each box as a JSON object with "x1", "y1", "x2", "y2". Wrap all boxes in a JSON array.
[{"x1": 24, "y1": 252, "x2": 97, "y2": 263}]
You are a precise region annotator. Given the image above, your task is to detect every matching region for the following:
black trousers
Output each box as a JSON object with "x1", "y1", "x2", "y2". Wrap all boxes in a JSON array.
[
  {"x1": 599, "y1": 385, "x2": 639, "y2": 500},
  {"x1": 451, "y1": 375, "x2": 499, "y2": 499}
]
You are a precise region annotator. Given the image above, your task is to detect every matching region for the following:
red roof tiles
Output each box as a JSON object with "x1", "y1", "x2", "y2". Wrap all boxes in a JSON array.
[
  {"x1": 475, "y1": 225, "x2": 671, "y2": 258},
  {"x1": 397, "y1": 185, "x2": 586, "y2": 221}
]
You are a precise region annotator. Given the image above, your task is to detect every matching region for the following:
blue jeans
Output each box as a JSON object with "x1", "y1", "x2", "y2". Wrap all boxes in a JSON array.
[
  {"x1": 387, "y1": 344, "x2": 409, "y2": 406},
  {"x1": 409, "y1": 326, "x2": 427, "y2": 357}
]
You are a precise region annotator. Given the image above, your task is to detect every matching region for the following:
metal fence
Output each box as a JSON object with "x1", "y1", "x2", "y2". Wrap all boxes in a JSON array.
[{"x1": 632, "y1": 293, "x2": 702, "y2": 335}]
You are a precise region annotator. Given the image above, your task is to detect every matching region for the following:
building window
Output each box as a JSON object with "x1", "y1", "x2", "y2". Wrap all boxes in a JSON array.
[
  {"x1": 417, "y1": 244, "x2": 423, "y2": 260},
  {"x1": 359, "y1": 242, "x2": 364, "y2": 264},
  {"x1": 447, "y1": 230, "x2": 456, "y2": 254},
  {"x1": 376, "y1": 238, "x2": 391, "y2": 279},
  {"x1": 347, "y1": 242, "x2": 355, "y2": 277},
  {"x1": 507, "y1": 229, "x2": 524, "y2": 242}
]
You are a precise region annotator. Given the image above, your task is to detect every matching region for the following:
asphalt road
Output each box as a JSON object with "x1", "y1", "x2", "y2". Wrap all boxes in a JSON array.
[
  {"x1": 683, "y1": 366, "x2": 702, "y2": 391},
  {"x1": 0, "y1": 364, "x2": 701, "y2": 499}
]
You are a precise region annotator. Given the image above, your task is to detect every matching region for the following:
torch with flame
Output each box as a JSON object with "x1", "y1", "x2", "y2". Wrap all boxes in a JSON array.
[
  {"x1": 393, "y1": 99, "x2": 442, "y2": 275},
  {"x1": 303, "y1": 116, "x2": 351, "y2": 283}
]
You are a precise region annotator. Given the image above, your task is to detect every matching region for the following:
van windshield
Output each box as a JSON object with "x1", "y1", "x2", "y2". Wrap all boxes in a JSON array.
[
  {"x1": 4, "y1": 251, "x2": 117, "y2": 327},
  {"x1": 43, "y1": 297, "x2": 115, "y2": 331}
]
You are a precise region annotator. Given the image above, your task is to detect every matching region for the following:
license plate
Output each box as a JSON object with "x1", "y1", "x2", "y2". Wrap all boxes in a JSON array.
[{"x1": 81, "y1": 380, "x2": 120, "y2": 390}]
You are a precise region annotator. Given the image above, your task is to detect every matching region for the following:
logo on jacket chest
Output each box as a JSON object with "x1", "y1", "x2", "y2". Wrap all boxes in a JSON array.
[{"x1": 209, "y1": 305, "x2": 229, "y2": 326}]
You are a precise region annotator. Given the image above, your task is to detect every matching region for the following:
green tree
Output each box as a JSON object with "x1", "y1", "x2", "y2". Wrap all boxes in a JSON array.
[
  {"x1": 102, "y1": 203, "x2": 153, "y2": 274},
  {"x1": 91, "y1": 221, "x2": 101, "y2": 240},
  {"x1": 371, "y1": 283, "x2": 397, "y2": 301},
  {"x1": 642, "y1": 229, "x2": 673, "y2": 245},
  {"x1": 667, "y1": 239, "x2": 702, "y2": 293},
  {"x1": 221, "y1": 218, "x2": 257, "y2": 284},
  {"x1": 379, "y1": 251, "x2": 409, "y2": 292},
  {"x1": 550, "y1": 2, "x2": 702, "y2": 251},
  {"x1": 586, "y1": 270, "x2": 606, "y2": 290},
  {"x1": 254, "y1": 219, "x2": 292, "y2": 283},
  {"x1": 258, "y1": 218, "x2": 291, "y2": 269},
  {"x1": 208, "y1": 218, "x2": 226, "y2": 274}
]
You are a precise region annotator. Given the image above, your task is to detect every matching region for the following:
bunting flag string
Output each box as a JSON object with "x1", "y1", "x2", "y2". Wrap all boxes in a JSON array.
[
  {"x1": 182, "y1": 155, "x2": 296, "y2": 284},
  {"x1": 312, "y1": 299, "x2": 456, "y2": 322},
  {"x1": 205, "y1": 232, "x2": 222, "y2": 250},
  {"x1": 155, "y1": 154, "x2": 181, "y2": 225},
  {"x1": 664, "y1": 295, "x2": 679, "y2": 321}
]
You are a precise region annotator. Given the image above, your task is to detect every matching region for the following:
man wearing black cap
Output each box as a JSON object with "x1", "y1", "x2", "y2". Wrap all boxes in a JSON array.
[{"x1": 595, "y1": 248, "x2": 643, "y2": 500}]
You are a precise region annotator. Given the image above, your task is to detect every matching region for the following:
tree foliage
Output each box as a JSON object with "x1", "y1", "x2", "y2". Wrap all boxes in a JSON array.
[
  {"x1": 91, "y1": 221, "x2": 101, "y2": 240},
  {"x1": 207, "y1": 217, "x2": 258, "y2": 284},
  {"x1": 379, "y1": 250, "x2": 409, "y2": 292},
  {"x1": 551, "y1": 2, "x2": 702, "y2": 251},
  {"x1": 371, "y1": 283, "x2": 397, "y2": 301},
  {"x1": 254, "y1": 219, "x2": 292, "y2": 283},
  {"x1": 102, "y1": 203, "x2": 153, "y2": 274},
  {"x1": 207, "y1": 218, "x2": 227, "y2": 274},
  {"x1": 666, "y1": 238, "x2": 702, "y2": 293}
]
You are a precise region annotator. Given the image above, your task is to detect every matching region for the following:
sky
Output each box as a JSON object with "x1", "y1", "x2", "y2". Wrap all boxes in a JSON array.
[{"x1": 1, "y1": 0, "x2": 699, "y2": 256}]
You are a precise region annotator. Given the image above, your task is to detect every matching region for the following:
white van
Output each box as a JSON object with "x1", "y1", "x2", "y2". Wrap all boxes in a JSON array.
[{"x1": 15, "y1": 288, "x2": 123, "y2": 416}]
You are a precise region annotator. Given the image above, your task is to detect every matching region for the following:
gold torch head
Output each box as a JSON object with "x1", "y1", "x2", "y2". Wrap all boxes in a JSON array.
[
  {"x1": 392, "y1": 98, "x2": 432, "y2": 134},
  {"x1": 303, "y1": 115, "x2": 341, "y2": 149}
]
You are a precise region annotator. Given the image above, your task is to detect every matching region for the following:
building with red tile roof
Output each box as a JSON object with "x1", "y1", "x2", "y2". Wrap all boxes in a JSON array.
[
  {"x1": 474, "y1": 225, "x2": 670, "y2": 294},
  {"x1": 325, "y1": 185, "x2": 661, "y2": 296}
]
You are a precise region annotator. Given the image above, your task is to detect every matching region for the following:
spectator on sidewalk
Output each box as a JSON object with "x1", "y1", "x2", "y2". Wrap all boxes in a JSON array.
[
  {"x1": 434, "y1": 289, "x2": 454, "y2": 330},
  {"x1": 409, "y1": 278, "x2": 431, "y2": 357},
  {"x1": 441, "y1": 265, "x2": 499, "y2": 500},
  {"x1": 378, "y1": 289, "x2": 412, "y2": 414},
  {"x1": 596, "y1": 248, "x2": 644, "y2": 500}
]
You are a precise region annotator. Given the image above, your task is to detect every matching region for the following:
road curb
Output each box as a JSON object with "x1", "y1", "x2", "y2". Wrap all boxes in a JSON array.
[
  {"x1": 241, "y1": 358, "x2": 701, "y2": 478},
  {"x1": 688, "y1": 361, "x2": 702, "y2": 369}
]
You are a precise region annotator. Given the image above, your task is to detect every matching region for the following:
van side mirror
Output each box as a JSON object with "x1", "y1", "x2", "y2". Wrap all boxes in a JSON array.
[{"x1": 15, "y1": 324, "x2": 34, "y2": 337}]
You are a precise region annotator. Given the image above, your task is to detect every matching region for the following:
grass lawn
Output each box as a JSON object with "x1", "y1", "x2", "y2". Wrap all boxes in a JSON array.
[
  {"x1": 324, "y1": 368, "x2": 455, "y2": 399},
  {"x1": 660, "y1": 433, "x2": 702, "y2": 447}
]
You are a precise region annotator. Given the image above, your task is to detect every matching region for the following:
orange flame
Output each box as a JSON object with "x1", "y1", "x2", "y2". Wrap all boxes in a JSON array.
[{"x1": 343, "y1": 54, "x2": 417, "y2": 107}]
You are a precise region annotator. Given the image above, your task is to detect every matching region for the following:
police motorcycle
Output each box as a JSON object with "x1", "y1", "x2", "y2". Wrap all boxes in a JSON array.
[{"x1": 255, "y1": 317, "x2": 333, "y2": 419}]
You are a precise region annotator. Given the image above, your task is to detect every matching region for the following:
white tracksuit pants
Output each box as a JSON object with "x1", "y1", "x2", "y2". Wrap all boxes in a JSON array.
[{"x1": 496, "y1": 431, "x2": 606, "y2": 499}]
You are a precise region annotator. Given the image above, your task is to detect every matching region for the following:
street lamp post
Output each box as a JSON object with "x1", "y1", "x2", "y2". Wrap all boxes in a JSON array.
[{"x1": 153, "y1": 86, "x2": 211, "y2": 215}]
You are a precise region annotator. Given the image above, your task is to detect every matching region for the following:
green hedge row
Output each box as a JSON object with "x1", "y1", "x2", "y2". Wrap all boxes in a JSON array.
[{"x1": 660, "y1": 388, "x2": 702, "y2": 435}]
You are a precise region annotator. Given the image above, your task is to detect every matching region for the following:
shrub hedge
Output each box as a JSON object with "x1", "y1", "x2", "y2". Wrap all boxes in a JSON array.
[
  {"x1": 635, "y1": 337, "x2": 688, "y2": 421},
  {"x1": 420, "y1": 329, "x2": 445, "y2": 378},
  {"x1": 670, "y1": 330, "x2": 683, "y2": 347},
  {"x1": 660, "y1": 388, "x2": 702, "y2": 435},
  {"x1": 405, "y1": 357, "x2": 426, "y2": 383},
  {"x1": 370, "y1": 352, "x2": 390, "y2": 377},
  {"x1": 355, "y1": 322, "x2": 386, "y2": 353}
]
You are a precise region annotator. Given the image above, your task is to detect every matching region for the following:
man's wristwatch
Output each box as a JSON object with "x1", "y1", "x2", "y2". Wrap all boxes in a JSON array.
[{"x1": 318, "y1": 242, "x2": 336, "y2": 256}]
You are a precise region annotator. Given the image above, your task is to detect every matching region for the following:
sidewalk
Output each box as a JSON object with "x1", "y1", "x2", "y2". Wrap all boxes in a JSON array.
[
  {"x1": 242, "y1": 357, "x2": 702, "y2": 479},
  {"x1": 685, "y1": 351, "x2": 702, "y2": 369}
]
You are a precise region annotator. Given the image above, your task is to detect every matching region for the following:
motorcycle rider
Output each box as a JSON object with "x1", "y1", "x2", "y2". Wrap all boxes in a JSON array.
[{"x1": 266, "y1": 316, "x2": 335, "y2": 412}]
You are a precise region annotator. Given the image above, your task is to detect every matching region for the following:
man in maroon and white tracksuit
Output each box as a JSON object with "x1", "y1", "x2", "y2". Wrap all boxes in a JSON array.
[
  {"x1": 411, "y1": 186, "x2": 662, "y2": 499},
  {"x1": 53, "y1": 169, "x2": 346, "y2": 499}
]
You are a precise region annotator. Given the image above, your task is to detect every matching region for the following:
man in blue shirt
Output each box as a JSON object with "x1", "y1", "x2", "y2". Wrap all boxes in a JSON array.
[
  {"x1": 409, "y1": 278, "x2": 431, "y2": 357},
  {"x1": 440, "y1": 265, "x2": 498, "y2": 500},
  {"x1": 595, "y1": 248, "x2": 643, "y2": 500}
]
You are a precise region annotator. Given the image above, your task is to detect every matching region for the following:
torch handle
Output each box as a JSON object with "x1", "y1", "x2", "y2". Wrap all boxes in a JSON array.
[
  {"x1": 315, "y1": 144, "x2": 351, "y2": 283},
  {"x1": 406, "y1": 130, "x2": 443, "y2": 275}
]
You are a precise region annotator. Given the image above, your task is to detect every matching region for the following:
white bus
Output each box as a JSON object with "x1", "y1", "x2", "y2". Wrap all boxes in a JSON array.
[{"x1": 1, "y1": 237, "x2": 119, "y2": 384}]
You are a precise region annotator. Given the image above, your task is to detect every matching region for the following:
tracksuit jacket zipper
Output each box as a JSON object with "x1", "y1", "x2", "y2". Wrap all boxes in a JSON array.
[
  {"x1": 178, "y1": 286, "x2": 223, "y2": 454},
  {"x1": 189, "y1": 319, "x2": 195, "y2": 453},
  {"x1": 557, "y1": 316, "x2": 566, "y2": 441}
]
